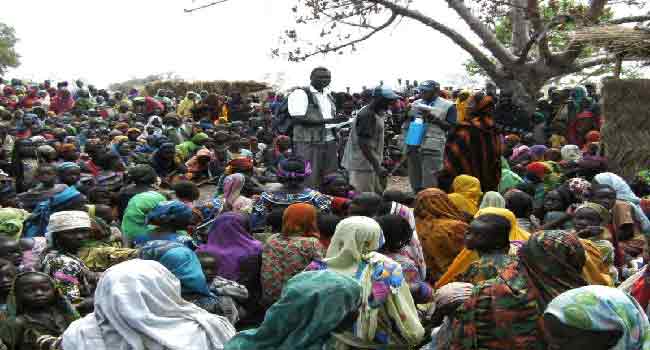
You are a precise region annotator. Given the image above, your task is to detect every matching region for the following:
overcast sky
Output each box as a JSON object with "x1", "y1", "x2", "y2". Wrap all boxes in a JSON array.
[{"x1": 2, "y1": 0, "x2": 488, "y2": 91}]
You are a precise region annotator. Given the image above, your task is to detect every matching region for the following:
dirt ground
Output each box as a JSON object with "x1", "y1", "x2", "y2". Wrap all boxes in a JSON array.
[{"x1": 198, "y1": 176, "x2": 412, "y2": 201}]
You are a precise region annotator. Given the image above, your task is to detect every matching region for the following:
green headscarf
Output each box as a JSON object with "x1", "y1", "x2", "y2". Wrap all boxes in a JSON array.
[
  {"x1": 224, "y1": 270, "x2": 362, "y2": 350},
  {"x1": 0, "y1": 208, "x2": 29, "y2": 240}
]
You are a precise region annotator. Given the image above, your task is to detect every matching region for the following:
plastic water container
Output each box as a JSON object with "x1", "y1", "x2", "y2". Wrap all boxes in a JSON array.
[{"x1": 405, "y1": 118, "x2": 425, "y2": 146}]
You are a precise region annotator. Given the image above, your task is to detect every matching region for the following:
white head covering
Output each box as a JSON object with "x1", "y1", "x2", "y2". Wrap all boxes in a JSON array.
[
  {"x1": 479, "y1": 191, "x2": 506, "y2": 209},
  {"x1": 46, "y1": 210, "x2": 91, "y2": 247},
  {"x1": 561, "y1": 144, "x2": 582, "y2": 162},
  {"x1": 324, "y1": 216, "x2": 383, "y2": 275},
  {"x1": 61, "y1": 259, "x2": 235, "y2": 350}
]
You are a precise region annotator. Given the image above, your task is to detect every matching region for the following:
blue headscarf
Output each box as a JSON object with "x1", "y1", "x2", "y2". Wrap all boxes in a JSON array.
[
  {"x1": 23, "y1": 186, "x2": 83, "y2": 238},
  {"x1": 146, "y1": 200, "x2": 193, "y2": 227},
  {"x1": 138, "y1": 240, "x2": 211, "y2": 296},
  {"x1": 57, "y1": 162, "x2": 81, "y2": 172}
]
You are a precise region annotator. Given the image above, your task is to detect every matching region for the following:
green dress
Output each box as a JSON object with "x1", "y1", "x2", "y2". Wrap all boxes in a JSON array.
[{"x1": 120, "y1": 191, "x2": 167, "y2": 240}]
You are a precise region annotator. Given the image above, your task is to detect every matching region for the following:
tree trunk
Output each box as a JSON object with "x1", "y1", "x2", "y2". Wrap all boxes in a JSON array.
[{"x1": 511, "y1": 0, "x2": 530, "y2": 55}]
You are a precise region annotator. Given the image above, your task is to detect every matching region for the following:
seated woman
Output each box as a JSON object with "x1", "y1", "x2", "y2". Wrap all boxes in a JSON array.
[
  {"x1": 320, "y1": 173, "x2": 355, "y2": 217},
  {"x1": 61, "y1": 259, "x2": 236, "y2": 349},
  {"x1": 197, "y1": 251, "x2": 249, "y2": 326},
  {"x1": 176, "y1": 132, "x2": 209, "y2": 162},
  {"x1": 544, "y1": 285, "x2": 650, "y2": 350},
  {"x1": 414, "y1": 188, "x2": 469, "y2": 283},
  {"x1": 185, "y1": 148, "x2": 214, "y2": 181},
  {"x1": 251, "y1": 157, "x2": 332, "y2": 230},
  {"x1": 199, "y1": 174, "x2": 254, "y2": 222},
  {"x1": 57, "y1": 162, "x2": 82, "y2": 187},
  {"x1": 17, "y1": 164, "x2": 68, "y2": 211},
  {"x1": 224, "y1": 270, "x2": 362, "y2": 350},
  {"x1": 197, "y1": 213, "x2": 263, "y2": 310},
  {"x1": 456, "y1": 213, "x2": 517, "y2": 284},
  {"x1": 448, "y1": 174, "x2": 483, "y2": 218},
  {"x1": 133, "y1": 200, "x2": 195, "y2": 248},
  {"x1": 23, "y1": 186, "x2": 87, "y2": 238},
  {"x1": 0, "y1": 272, "x2": 79, "y2": 350},
  {"x1": 540, "y1": 188, "x2": 573, "y2": 229},
  {"x1": 376, "y1": 214, "x2": 433, "y2": 304},
  {"x1": 260, "y1": 203, "x2": 325, "y2": 307},
  {"x1": 450, "y1": 230, "x2": 588, "y2": 350},
  {"x1": 306, "y1": 216, "x2": 425, "y2": 349},
  {"x1": 139, "y1": 240, "x2": 221, "y2": 314},
  {"x1": 120, "y1": 189, "x2": 167, "y2": 246},
  {"x1": 150, "y1": 142, "x2": 186, "y2": 181},
  {"x1": 40, "y1": 211, "x2": 97, "y2": 313},
  {"x1": 436, "y1": 207, "x2": 529, "y2": 288},
  {"x1": 573, "y1": 202, "x2": 618, "y2": 285}
]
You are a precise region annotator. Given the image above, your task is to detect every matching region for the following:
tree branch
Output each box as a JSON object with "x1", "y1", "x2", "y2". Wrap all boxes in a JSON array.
[
  {"x1": 367, "y1": 0, "x2": 501, "y2": 78},
  {"x1": 552, "y1": 0, "x2": 609, "y2": 65},
  {"x1": 566, "y1": 54, "x2": 618, "y2": 73},
  {"x1": 293, "y1": 12, "x2": 398, "y2": 60},
  {"x1": 607, "y1": 14, "x2": 650, "y2": 24},
  {"x1": 184, "y1": 0, "x2": 231, "y2": 13},
  {"x1": 445, "y1": 0, "x2": 517, "y2": 64}
]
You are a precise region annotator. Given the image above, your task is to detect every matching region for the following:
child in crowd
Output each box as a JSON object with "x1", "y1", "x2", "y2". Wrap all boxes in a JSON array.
[{"x1": 317, "y1": 213, "x2": 342, "y2": 249}]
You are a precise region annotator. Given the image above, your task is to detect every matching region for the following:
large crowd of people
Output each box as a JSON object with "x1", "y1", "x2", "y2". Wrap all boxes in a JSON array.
[{"x1": 0, "y1": 67, "x2": 647, "y2": 349}]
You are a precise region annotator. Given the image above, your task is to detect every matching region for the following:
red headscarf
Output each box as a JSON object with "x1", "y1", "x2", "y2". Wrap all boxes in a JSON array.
[{"x1": 282, "y1": 203, "x2": 320, "y2": 238}]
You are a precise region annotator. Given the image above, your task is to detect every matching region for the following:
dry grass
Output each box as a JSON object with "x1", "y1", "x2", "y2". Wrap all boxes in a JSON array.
[
  {"x1": 601, "y1": 79, "x2": 650, "y2": 179},
  {"x1": 572, "y1": 25, "x2": 650, "y2": 58}
]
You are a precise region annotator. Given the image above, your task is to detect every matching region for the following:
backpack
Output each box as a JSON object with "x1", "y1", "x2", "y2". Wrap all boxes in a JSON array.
[{"x1": 272, "y1": 87, "x2": 315, "y2": 137}]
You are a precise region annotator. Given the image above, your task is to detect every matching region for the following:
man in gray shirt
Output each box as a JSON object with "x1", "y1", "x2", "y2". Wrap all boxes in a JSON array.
[
  {"x1": 288, "y1": 67, "x2": 348, "y2": 188},
  {"x1": 343, "y1": 87, "x2": 400, "y2": 194}
]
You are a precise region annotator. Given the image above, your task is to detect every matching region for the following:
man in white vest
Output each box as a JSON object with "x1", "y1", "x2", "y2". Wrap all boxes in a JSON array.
[{"x1": 405, "y1": 80, "x2": 457, "y2": 192}]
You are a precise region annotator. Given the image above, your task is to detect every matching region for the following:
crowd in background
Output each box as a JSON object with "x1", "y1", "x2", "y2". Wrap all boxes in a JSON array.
[{"x1": 0, "y1": 70, "x2": 647, "y2": 350}]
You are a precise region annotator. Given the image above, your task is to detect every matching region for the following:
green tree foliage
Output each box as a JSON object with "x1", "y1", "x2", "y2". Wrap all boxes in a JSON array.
[{"x1": 0, "y1": 23, "x2": 20, "y2": 75}]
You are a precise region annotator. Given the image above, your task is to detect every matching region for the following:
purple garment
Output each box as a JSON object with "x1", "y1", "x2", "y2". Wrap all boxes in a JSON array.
[
  {"x1": 197, "y1": 212, "x2": 262, "y2": 281},
  {"x1": 529, "y1": 145, "x2": 548, "y2": 158}
]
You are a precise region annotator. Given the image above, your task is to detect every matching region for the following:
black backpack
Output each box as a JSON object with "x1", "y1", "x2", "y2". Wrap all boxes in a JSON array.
[{"x1": 272, "y1": 87, "x2": 315, "y2": 137}]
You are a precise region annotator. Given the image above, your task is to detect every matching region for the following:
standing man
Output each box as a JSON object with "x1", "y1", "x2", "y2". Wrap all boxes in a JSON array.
[
  {"x1": 343, "y1": 87, "x2": 400, "y2": 194},
  {"x1": 405, "y1": 80, "x2": 456, "y2": 192},
  {"x1": 288, "y1": 67, "x2": 348, "y2": 188}
]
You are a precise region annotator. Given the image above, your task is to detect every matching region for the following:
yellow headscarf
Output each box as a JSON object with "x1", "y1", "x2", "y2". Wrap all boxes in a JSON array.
[
  {"x1": 580, "y1": 238, "x2": 614, "y2": 287},
  {"x1": 435, "y1": 207, "x2": 530, "y2": 288},
  {"x1": 448, "y1": 175, "x2": 483, "y2": 216}
]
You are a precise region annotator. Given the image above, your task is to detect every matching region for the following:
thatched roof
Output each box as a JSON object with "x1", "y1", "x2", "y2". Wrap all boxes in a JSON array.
[{"x1": 572, "y1": 25, "x2": 650, "y2": 58}]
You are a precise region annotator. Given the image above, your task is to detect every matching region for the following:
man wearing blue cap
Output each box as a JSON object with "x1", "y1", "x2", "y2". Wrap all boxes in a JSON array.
[
  {"x1": 343, "y1": 87, "x2": 400, "y2": 193},
  {"x1": 405, "y1": 80, "x2": 456, "y2": 192}
]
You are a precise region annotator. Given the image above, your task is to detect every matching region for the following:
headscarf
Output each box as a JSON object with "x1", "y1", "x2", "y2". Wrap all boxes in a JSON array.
[
  {"x1": 545, "y1": 285, "x2": 650, "y2": 350},
  {"x1": 58, "y1": 162, "x2": 81, "y2": 172},
  {"x1": 61, "y1": 260, "x2": 235, "y2": 350},
  {"x1": 282, "y1": 203, "x2": 319, "y2": 238},
  {"x1": 526, "y1": 162, "x2": 548, "y2": 181},
  {"x1": 185, "y1": 148, "x2": 214, "y2": 173},
  {"x1": 320, "y1": 216, "x2": 425, "y2": 345},
  {"x1": 576, "y1": 202, "x2": 611, "y2": 224},
  {"x1": 594, "y1": 172, "x2": 650, "y2": 233},
  {"x1": 561, "y1": 144, "x2": 582, "y2": 162},
  {"x1": 139, "y1": 240, "x2": 211, "y2": 296},
  {"x1": 322, "y1": 216, "x2": 382, "y2": 275},
  {"x1": 222, "y1": 173, "x2": 249, "y2": 212},
  {"x1": 415, "y1": 188, "x2": 469, "y2": 281},
  {"x1": 60, "y1": 143, "x2": 77, "y2": 153},
  {"x1": 479, "y1": 191, "x2": 506, "y2": 209},
  {"x1": 45, "y1": 210, "x2": 92, "y2": 250},
  {"x1": 519, "y1": 229, "x2": 588, "y2": 307},
  {"x1": 0, "y1": 208, "x2": 30, "y2": 240},
  {"x1": 197, "y1": 212, "x2": 262, "y2": 281},
  {"x1": 277, "y1": 158, "x2": 312, "y2": 180},
  {"x1": 225, "y1": 270, "x2": 362, "y2": 350},
  {"x1": 225, "y1": 158, "x2": 254, "y2": 175},
  {"x1": 145, "y1": 200, "x2": 193, "y2": 228},
  {"x1": 448, "y1": 175, "x2": 482, "y2": 215},
  {"x1": 585, "y1": 130, "x2": 601, "y2": 144},
  {"x1": 509, "y1": 145, "x2": 530, "y2": 162},
  {"x1": 568, "y1": 177, "x2": 592, "y2": 202},
  {"x1": 23, "y1": 186, "x2": 84, "y2": 238},
  {"x1": 530, "y1": 145, "x2": 549, "y2": 159},
  {"x1": 436, "y1": 207, "x2": 530, "y2": 288}
]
